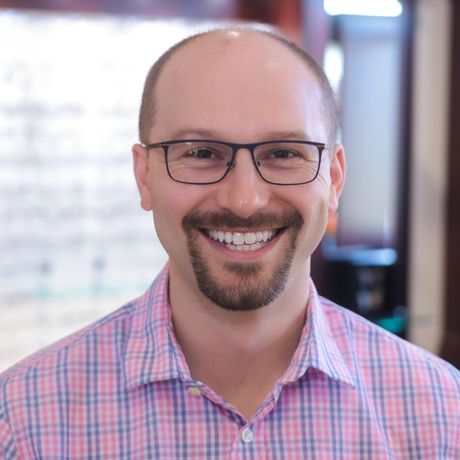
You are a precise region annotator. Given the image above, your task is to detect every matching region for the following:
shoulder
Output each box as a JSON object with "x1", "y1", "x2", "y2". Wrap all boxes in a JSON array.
[
  {"x1": 0, "y1": 298, "x2": 138, "y2": 458},
  {"x1": 315, "y1": 297, "x2": 459, "y2": 457},
  {"x1": 0, "y1": 267, "x2": 169, "y2": 405},
  {"x1": 320, "y1": 296, "x2": 460, "y2": 397},
  {"x1": 0, "y1": 299, "x2": 136, "y2": 389}
]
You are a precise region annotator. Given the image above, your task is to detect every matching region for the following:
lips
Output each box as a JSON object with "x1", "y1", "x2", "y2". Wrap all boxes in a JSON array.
[
  {"x1": 183, "y1": 209, "x2": 303, "y2": 253},
  {"x1": 205, "y1": 229, "x2": 279, "y2": 251}
]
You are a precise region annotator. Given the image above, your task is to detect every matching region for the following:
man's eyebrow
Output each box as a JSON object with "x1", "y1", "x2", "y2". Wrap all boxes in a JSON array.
[
  {"x1": 260, "y1": 130, "x2": 312, "y2": 141},
  {"x1": 166, "y1": 128, "x2": 312, "y2": 141},
  {"x1": 168, "y1": 128, "x2": 219, "y2": 139}
]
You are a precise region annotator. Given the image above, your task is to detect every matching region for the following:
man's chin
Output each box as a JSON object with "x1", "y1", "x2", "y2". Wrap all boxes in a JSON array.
[
  {"x1": 191, "y1": 257, "x2": 292, "y2": 312},
  {"x1": 201, "y1": 279, "x2": 280, "y2": 312},
  {"x1": 222, "y1": 259, "x2": 264, "y2": 277}
]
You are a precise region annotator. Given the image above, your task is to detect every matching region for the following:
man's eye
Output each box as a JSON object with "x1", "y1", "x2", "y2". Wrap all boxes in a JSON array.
[
  {"x1": 269, "y1": 149, "x2": 298, "y2": 159},
  {"x1": 185, "y1": 148, "x2": 216, "y2": 159}
]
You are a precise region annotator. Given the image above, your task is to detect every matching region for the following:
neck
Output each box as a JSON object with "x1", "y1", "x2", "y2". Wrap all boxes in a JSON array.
[{"x1": 168, "y1": 262, "x2": 310, "y2": 418}]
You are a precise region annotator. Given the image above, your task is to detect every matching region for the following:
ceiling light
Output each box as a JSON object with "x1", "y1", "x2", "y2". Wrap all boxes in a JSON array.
[{"x1": 323, "y1": 0, "x2": 403, "y2": 17}]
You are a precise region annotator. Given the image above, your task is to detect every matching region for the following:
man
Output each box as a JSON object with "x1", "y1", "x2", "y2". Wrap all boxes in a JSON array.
[{"x1": 0, "y1": 27, "x2": 459, "y2": 459}]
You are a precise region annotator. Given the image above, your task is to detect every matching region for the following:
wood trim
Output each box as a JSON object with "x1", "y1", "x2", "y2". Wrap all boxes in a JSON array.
[
  {"x1": 441, "y1": 0, "x2": 460, "y2": 368},
  {"x1": 394, "y1": 1, "x2": 414, "y2": 315}
]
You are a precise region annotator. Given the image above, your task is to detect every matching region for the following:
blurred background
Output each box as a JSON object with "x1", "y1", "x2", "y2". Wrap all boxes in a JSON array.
[{"x1": 0, "y1": 0, "x2": 458, "y2": 371}]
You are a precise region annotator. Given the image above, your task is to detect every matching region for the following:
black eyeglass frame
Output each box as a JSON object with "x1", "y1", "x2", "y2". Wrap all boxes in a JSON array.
[{"x1": 144, "y1": 139, "x2": 327, "y2": 186}]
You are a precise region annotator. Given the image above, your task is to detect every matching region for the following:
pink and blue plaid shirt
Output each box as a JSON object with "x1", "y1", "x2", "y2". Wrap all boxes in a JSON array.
[{"x1": 1, "y1": 266, "x2": 459, "y2": 459}]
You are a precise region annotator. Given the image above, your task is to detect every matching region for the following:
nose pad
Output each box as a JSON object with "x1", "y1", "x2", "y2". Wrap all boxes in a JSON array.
[{"x1": 226, "y1": 160, "x2": 236, "y2": 171}]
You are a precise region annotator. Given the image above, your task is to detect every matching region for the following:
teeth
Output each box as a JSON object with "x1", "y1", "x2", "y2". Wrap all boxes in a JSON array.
[
  {"x1": 206, "y1": 229, "x2": 277, "y2": 249},
  {"x1": 233, "y1": 233, "x2": 245, "y2": 245},
  {"x1": 244, "y1": 233, "x2": 256, "y2": 244}
]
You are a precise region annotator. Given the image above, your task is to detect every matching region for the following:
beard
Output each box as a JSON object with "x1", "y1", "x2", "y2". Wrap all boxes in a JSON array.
[{"x1": 182, "y1": 209, "x2": 303, "y2": 312}]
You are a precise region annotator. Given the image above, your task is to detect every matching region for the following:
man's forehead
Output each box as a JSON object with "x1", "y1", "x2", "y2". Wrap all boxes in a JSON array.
[
  {"x1": 137, "y1": 27, "x2": 335, "y2": 146},
  {"x1": 144, "y1": 28, "x2": 331, "y2": 145},
  {"x1": 159, "y1": 28, "x2": 315, "y2": 79},
  {"x1": 156, "y1": 32, "x2": 318, "y2": 104}
]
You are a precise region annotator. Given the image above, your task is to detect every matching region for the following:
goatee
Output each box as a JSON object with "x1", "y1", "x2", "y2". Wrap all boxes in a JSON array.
[{"x1": 182, "y1": 209, "x2": 303, "y2": 311}]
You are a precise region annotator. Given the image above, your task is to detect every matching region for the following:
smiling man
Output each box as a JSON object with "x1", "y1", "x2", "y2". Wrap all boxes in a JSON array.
[{"x1": 1, "y1": 28, "x2": 459, "y2": 460}]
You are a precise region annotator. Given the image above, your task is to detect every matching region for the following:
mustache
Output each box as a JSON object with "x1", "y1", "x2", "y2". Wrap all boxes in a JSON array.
[{"x1": 182, "y1": 209, "x2": 304, "y2": 231}]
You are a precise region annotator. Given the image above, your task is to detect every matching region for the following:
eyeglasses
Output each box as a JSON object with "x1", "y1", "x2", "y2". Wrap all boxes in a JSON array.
[{"x1": 144, "y1": 139, "x2": 327, "y2": 186}]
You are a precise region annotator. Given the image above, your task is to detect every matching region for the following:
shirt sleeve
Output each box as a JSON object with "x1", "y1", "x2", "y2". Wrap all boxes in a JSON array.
[{"x1": 0, "y1": 403, "x2": 18, "y2": 460}]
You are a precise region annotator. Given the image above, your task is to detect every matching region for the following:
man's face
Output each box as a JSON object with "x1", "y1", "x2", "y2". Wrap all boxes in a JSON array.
[{"x1": 133, "y1": 31, "x2": 345, "y2": 311}]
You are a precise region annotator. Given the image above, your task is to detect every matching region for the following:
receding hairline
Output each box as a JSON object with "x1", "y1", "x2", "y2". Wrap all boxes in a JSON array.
[{"x1": 138, "y1": 27, "x2": 338, "y2": 146}]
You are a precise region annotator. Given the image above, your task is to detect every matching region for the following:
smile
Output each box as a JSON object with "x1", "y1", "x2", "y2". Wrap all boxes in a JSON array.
[{"x1": 205, "y1": 229, "x2": 280, "y2": 251}]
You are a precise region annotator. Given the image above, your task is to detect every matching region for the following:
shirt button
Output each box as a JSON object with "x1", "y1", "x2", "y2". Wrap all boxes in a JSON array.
[
  {"x1": 186, "y1": 386, "x2": 202, "y2": 396},
  {"x1": 240, "y1": 427, "x2": 254, "y2": 444}
]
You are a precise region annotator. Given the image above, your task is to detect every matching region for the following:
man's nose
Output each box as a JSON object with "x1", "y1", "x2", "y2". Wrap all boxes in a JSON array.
[{"x1": 215, "y1": 149, "x2": 270, "y2": 218}]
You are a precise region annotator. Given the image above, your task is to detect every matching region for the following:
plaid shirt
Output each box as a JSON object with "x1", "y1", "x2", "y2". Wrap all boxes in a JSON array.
[{"x1": 1, "y1": 267, "x2": 459, "y2": 459}]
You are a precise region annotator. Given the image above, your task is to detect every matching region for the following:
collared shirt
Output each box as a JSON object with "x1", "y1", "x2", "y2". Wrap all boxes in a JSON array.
[{"x1": 0, "y1": 267, "x2": 459, "y2": 459}]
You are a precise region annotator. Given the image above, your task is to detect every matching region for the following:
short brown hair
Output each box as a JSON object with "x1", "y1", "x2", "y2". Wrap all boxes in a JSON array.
[{"x1": 138, "y1": 28, "x2": 338, "y2": 146}]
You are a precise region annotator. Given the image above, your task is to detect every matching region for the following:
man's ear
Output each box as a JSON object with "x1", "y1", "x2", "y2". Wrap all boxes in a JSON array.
[
  {"x1": 132, "y1": 143, "x2": 154, "y2": 211},
  {"x1": 328, "y1": 143, "x2": 346, "y2": 214}
]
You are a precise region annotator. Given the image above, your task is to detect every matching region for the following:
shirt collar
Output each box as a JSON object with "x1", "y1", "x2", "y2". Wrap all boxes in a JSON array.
[
  {"x1": 124, "y1": 265, "x2": 187, "y2": 389},
  {"x1": 124, "y1": 268, "x2": 355, "y2": 390},
  {"x1": 278, "y1": 280, "x2": 355, "y2": 388}
]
